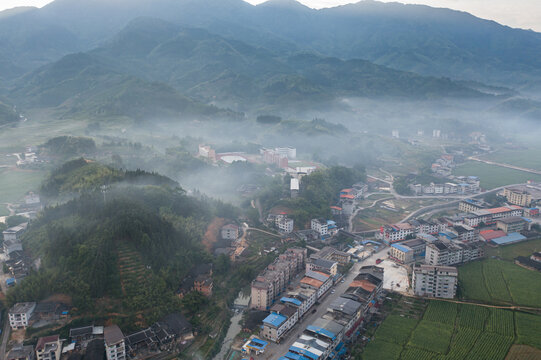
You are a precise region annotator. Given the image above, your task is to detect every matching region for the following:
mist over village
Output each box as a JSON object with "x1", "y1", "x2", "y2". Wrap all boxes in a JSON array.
[{"x1": 0, "y1": 1, "x2": 541, "y2": 360}]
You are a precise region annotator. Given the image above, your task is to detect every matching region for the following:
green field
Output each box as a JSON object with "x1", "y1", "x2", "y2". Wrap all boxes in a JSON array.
[
  {"x1": 486, "y1": 238, "x2": 541, "y2": 260},
  {"x1": 374, "y1": 315, "x2": 419, "y2": 345},
  {"x1": 516, "y1": 312, "x2": 541, "y2": 349},
  {"x1": 453, "y1": 161, "x2": 541, "y2": 189},
  {"x1": 482, "y1": 148, "x2": 541, "y2": 172},
  {"x1": 0, "y1": 167, "x2": 46, "y2": 206},
  {"x1": 362, "y1": 340, "x2": 402, "y2": 360},
  {"x1": 360, "y1": 299, "x2": 541, "y2": 360},
  {"x1": 459, "y1": 259, "x2": 541, "y2": 307}
]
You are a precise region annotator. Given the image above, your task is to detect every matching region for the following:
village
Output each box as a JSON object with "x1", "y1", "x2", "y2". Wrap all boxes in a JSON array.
[{"x1": 2, "y1": 139, "x2": 541, "y2": 360}]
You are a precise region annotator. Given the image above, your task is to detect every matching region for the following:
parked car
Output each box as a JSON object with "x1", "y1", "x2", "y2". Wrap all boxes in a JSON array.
[{"x1": 375, "y1": 258, "x2": 383, "y2": 264}]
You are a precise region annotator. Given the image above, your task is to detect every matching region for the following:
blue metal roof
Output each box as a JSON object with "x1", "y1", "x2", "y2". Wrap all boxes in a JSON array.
[
  {"x1": 245, "y1": 338, "x2": 268, "y2": 350},
  {"x1": 391, "y1": 243, "x2": 411, "y2": 252},
  {"x1": 281, "y1": 297, "x2": 302, "y2": 306},
  {"x1": 289, "y1": 346, "x2": 319, "y2": 360},
  {"x1": 263, "y1": 313, "x2": 287, "y2": 327},
  {"x1": 306, "y1": 325, "x2": 336, "y2": 340},
  {"x1": 491, "y1": 232, "x2": 527, "y2": 245}
]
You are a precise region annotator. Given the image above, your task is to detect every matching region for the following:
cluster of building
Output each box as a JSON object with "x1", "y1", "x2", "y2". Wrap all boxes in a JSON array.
[
  {"x1": 330, "y1": 184, "x2": 367, "y2": 217},
  {"x1": 276, "y1": 266, "x2": 384, "y2": 360},
  {"x1": 6, "y1": 314, "x2": 194, "y2": 360},
  {"x1": 430, "y1": 153, "x2": 464, "y2": 177},
  {"x1": 251, "y1": 248, "x2": 308, "y2": 311},
  {"x1": 410, "y1": 177, "x2": 480, "y2": 196}
]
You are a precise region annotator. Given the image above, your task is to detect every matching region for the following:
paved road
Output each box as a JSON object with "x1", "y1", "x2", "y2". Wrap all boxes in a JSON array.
[
  {"x1": 0, "y1": 316, "x2": 11, "y2": 360},
  {"x1": 259, "y1": 246, "x2": 389, "y2": 360}
]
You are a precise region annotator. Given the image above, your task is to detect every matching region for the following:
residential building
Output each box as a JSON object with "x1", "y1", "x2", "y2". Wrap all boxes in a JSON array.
[
  {"x1": 9, "y1": 302, "x2": 36, "y2": 329},
  {"x1": 221, "y1": 224, "x2": 239, "y2": 240},
  {"x1": 3, "y1": 239, "x2": 23, "y2": 255},
  {"x1": 198, "y1": 144, "x2": 216, "y2": 161},
  {"x1": 525, "y1": 207, "x2": 540, "y2": 217},
  {"x1": 193, "y1": 274, "x2": 213, "y2": 297},
  {"x1": 503, "y1": 188, "x2": 532, "y2": 207},
  {"x1": 458, "y1": 199, "x2": 487, "y2": 213},
  {"x1": 390, "y1": 238, "x2": 426, "y2": 264},
  {"x1": 281, "y1": 287, "x2": 317, "y2": 318},
  {"x1": 311, "y1": 219, "x2": 328, "y2": 236},
  {"x1": 380, "y1": 223, "x2": 415, "y2": 244},
  {"x1": 250, "y1": 248, "x2": 306, "y2": 310},
  {"x1": 310, "y1": 246, "x2": 351, "y2": 265},
  {"x1": 301, "y1": 270, "x2": 333, "y2": 298},
  {"x1": 6, "y1": 345, "x2": 34, "y2": 360},
  {"x1": 262, "y1": 304, "x2": 299, "y2": 342},
  {"x1": 35, "y1": 335, "x2": 62, "y2": 360},
  {"x1": 104, "y1": 325, "x2": 125, "y2": 360},
  {"x1": 496, "y1": 217, "x2": 530, "y2": 234},
  {"x1": 412, "y1": 265, "x2": 458, "y2": 299},
  {"x1": 307, "y1": 258, "x2": 338, "y2": 277},
  {"x1": 326, "y1": 297, "x2": 363, "y2": 338},
  {"x1": 464, "y1": 206, "x2": 524, "y2": 227},
  {"x1": 448, "y1": 224, "x2": 477, "y2": 243},
  {"x1": 69, "y1": 325, "x2": 104, "y2": 344},
  {"x1": 276, "y1": 217, "x2": 294, "y2": 233},
  {"x1": 2, "y1": 223, "x2": 28, "y2": 242},
  {"x1": 425, "y1": 240, "x2": 484, "y2": 266}
]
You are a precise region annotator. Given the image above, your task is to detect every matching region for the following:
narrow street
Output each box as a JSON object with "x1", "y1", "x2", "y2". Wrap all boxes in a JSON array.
[
  {"x1": 259, "y1": 246, "x2": 390, "y2": 360},
  {"x1": 0, "y1": 316, "x2": 11, "y2": 360}
]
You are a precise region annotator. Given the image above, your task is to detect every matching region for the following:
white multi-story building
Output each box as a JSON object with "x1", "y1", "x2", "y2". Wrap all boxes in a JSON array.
[
  {"x1": 262, "y1": 304, "x2": 299, "y2": 342},
  {"x1": 425, "y1": 241, "x2": 483, "y2": 266},
  {"x1": 3, "y1": 223, "x2": 28, "y2": 243},
  {"x1": 465, "y1": 206, "x2": 524, "y2": 227},
  {"x1": 311, "y1": 219, "x2": 328, "y2": 236},
  {"x1": 380, "y1": 223, "x2": 415, "y2": 244},
  {"x1": 276, "y1": 217, "x2": 294, "y2": 234},
  {"x1": 104, "y1": 325, "x2": 125, "y2": 360},
  {"x1": 221, "y1": 224, "x2": 239, "y2": 240},
  {"x1": 412, "y1": 265, "x2": 458, "y2": 299},
  {"x1": 9, "y1": 302, "x2": 36, "y2": 329}
]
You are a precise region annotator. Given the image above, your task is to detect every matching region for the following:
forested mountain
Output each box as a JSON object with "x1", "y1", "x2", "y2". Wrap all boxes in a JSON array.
[
  {"x1": 7, "y1": 17, "x2": 492, "y2": 116},
  {"x1": 9, "y1": 159, "x2": 219, "y2": 321},
  {"x1": 9, "y1": 51, "x2": 241, "y2": 121},
  {"x1": 1, "y1": 0, "x2": 541, "y2": 91}
]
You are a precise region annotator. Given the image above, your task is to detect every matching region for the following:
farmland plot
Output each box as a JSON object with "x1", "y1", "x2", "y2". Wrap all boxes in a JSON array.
[
  {"x1": 466, "y1": 333, "x2": 513, "y2": 360},
  {"x1": 424, "y1": 301, "x2": 457, "y2": 325},
  {"x1": 409, "y1": 321, "x2": 454, "y2": 354},
  {"x1": 457, "y1": 304, "x2": 489, "y2": 330},
  {"x1": 487, "y1": 309, "x2": 515, "y2": 337}
]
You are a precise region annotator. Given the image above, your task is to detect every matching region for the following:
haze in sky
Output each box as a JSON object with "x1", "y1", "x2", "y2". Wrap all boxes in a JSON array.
[{"x1": 0, "y1": 0, "x2": 540, "y2": 31}]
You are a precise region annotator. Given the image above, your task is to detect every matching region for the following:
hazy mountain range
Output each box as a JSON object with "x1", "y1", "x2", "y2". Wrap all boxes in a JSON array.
[{"x1": 1, "y1": 0, "x2": 541, "y2": 120}]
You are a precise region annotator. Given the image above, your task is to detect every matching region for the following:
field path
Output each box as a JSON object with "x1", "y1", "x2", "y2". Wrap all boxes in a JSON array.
[{"x1": 405, "y1": 295, "x2": 541, "y2": 312}]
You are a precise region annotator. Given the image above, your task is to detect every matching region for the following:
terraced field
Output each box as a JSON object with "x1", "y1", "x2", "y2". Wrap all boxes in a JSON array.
[{"x1": 117, "y1": 241, "x2": 151, "y2": 296}]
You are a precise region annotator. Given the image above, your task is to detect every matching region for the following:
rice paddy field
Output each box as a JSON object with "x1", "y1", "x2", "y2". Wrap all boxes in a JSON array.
[{"x1": 360, "y1": 300, "x2": 541, "y2": 360}]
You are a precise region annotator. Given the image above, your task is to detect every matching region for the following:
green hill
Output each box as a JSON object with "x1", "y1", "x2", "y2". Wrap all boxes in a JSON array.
[
  {"x1": 10, "y1": 160, "x2": 214, "y2": 322},
  {"x1": 10, "y1": 52, "x2": 241, "y2": 121}
]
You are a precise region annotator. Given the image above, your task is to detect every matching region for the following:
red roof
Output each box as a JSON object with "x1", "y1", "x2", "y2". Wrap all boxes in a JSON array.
[
  {"x1": 340, "y1": 194, "x2": 355, "y2": 199},
  {"x1": 330, "y1": 206, "x2": 343, "y2": 211},
  {"x1": 486, "y1": 206, "x2": 521, "y2": 214},
  {"x1": 480, "y1": 230, "x2": 507, "y2": 241},
  {"x1": 341, "y1": 189, "x2": 353, "y2": 193}
]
